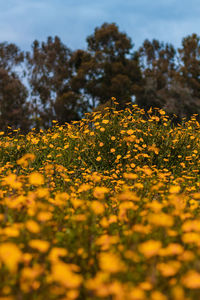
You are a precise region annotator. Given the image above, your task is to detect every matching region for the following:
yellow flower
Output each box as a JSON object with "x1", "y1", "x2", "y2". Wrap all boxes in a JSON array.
[
  {"x1": 182, "y1": 219, "x2": 200, "y2": 232},
  {"x1": 118, "y1": 191, "x2": 139, "y2": 202},
  {"x1": 138, "y1": 281, "x2": 152, "y2": 291},
  {"x1": 54, "y1": 192, "x2": 69, "y2": 206},
  {"x1": 192, "y1": 192, "x2": 200, "y2": 199},
  {"x1": 129, "y1": 287, "x2": 146, "y2": 300},
  {"x1": 132, "y1": 224, "x2": 151, "y2": 234},
  {"x1": 20, "y1": 264, "x2": 43, "y2": 292},
  {"x1": 179, "y1": 250, "x2": 194, "y2": 261},
  {"x1": 37, "y1": 211, "x2": 52, "y2": 222},
  {"x1": 3, "y1": 173, "x2": 22, "y2": 189},
  {"x1": 182, "y1": 270, "x2": 200, "y2": 289},
  {"x1": 99, "y1": 252, "x2": 126, "y2": 273},
  {"x1": 171, "y1": 286, "x2": 185, "y2": 300},
  {"x1": 25, "y1": 220, "x2": 40, "y2": 233},
  {"x1": 157, "y1": 260, "x2": 181, "y2": 277},
  {"x1": 96, "y1": 156, "x2": 102, "y2": 161},
  {"x1": 159, "y1": 243, "x2": 184, "y2": 256},
  {"x1": 0, "y1": 243, "x2": 22, "y2": 272},
  {"x1": 123, "y1": 173, "x2": 138, "y2": 180},
  {"x1": 148, "y1": 213, "x2": 174, "y2": 227},
  {"x1": 151, "y1": 291, "x2": 167, "y2": 300},
  {"x1": 119, "y1": 201, "x2": 138, "y2": 220},
  {"x1": 159, "y1": 109, "x2": 166, "y2": 115},
  {"x1": 4, "y1": 226, "x2": 19, "y2": 237},
  {"x1": 169, "y1": 185, "x2": 181, "y2": 194},
  {"x1": 146, "y1": 200, "x2": 163, "y2": 213},
  {"x1": 93, "y1": 187, "x2": 109, "y2": 200},
  {"x1": 31, "y1": 138, "x2": 40, "y2": 144},
  {"x1": 127, "y1": 129, "x2": 134, "y2": 135},
  {"x1": 29, "y1": 172, "x2": 44, "y2": 185},
  {"x1": 48, "y1": 247, "x2": 68, "y2": 262},
  {"x1": 51, "y1": 262, "x2": 82, "y2": 288},
  {"x1": 134, "y1": 183, "x2": 144, "y2": 189},
  {"x1": 182, "y1": 232, "x2": 200, "y2": 244},
  {"x1": 85, "y1": 271, "x2": 109, "y2": 290},
  {"x1": 138, "y1": 240, "x2": 162, "y2": 258},
  {"x1": 91, "y1": 201, "x2": 105, "y2": 215},
  {"x1": 142, "y1": 166, "x2": 152, "y2": 175},
  {"x1": 29, "y1": 239, "x2": 50, "y2": 253},
  {"x1": 36, "y1": 188, "x2": 49, "y2": 198},
  {"x1": 78, "y1": 183, "x2": 92, "y2": 193},
  {"x1": 96, "y1": 235, "x2": 119, "y2": 250},
  {"x1": 17, "y1": 153, "x2": 36, "y2": 167},
  {"x1": 90, "y1": 173, "x2": 101, "y2": 182},
  {"x1": 148, "y1": 144, "x2": 159, "y2": 154}
]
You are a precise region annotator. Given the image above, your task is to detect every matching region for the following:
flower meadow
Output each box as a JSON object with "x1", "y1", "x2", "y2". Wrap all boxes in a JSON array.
[{"x1": 0, "y1": 101, "x2": 200, "y2": 300}]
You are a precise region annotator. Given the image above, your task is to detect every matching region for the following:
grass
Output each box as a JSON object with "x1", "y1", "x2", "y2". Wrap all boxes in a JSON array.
[{"x1": 0, "y1": 101, "x2": 200, "y2": 299}]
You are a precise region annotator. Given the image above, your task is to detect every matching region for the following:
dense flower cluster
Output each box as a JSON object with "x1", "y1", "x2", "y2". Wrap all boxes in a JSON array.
[{"x1": 0, "y1": 102, "x2": 200, "y2": 299}]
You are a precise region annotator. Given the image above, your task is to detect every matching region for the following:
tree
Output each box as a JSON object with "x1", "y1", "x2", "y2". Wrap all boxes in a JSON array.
[
  {"x1": 138, "y1": 39, "x2": 176, "y2": 89},
  {"x1": 0, "y1": 42, "x2": 24, "y2": 73},
  {"x1": 54, "y1": 91, "x2": 87, "y2": 124},
  {"x1": 177, "y1": 33, "x2": 200, "y2": 98},
  {"x1": 0, "y1": 42, "x2": 30, "y2": 132},
  {"x1": 135, "y1": 39, "x2": 177, "y2": 108},
  {"x1": 160, "y1": 81, "x2": 200, "y2": 123},
  {"x1": 70, "y1": 23, "x2": 142, "y2": 111},
  {"x1": 0, "y1": 69, "x2": 30, "y2": 132},
  {"x1": 26, "y1": 36, "x2": 85, "y2": 129}
]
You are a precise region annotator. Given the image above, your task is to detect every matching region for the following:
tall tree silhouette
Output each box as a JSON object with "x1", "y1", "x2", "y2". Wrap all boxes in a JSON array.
[
  {"x1": 70, "y1": 23, "x2": 142, "y2": 111},
  {"x1": 0, "y1": 69, "x2": 29, "y2": 131},
  {"x1": 0, "y1": 42, "x2": 24, "y2": 72},
  {"x1": 177, "y1": 34, "x2": 200, "y2": 98},
  {"x1": 0, "y1": 42, "x2": 30, "y2": 132},
  {"x1": 136, "y1": 39, "x2": 177, "y2": 110},
  {"x1": 139, "y1": 39, "x2": 176, "y2": 88},
  {"x1": 136, "y1": 37, "x2": 200, "y2": 120},
  {"x1": 26, "y1": 36, "x2": 85, "y2": 129}
]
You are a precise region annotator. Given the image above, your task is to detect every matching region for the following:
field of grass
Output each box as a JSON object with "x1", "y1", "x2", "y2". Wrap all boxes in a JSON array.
[{"x1": 0, "y1": 101, "x2": 200, "y2": 299}]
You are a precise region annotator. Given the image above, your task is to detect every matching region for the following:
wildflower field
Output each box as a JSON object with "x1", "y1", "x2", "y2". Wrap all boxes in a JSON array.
[{"x1": 1, "y1": 102, "x2": 200, "y2": 300}]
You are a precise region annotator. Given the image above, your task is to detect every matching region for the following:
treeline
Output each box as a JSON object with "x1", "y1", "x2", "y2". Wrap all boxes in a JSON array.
[{"x1": 1, "y1": 22, "x2": 200, "y2": 132}]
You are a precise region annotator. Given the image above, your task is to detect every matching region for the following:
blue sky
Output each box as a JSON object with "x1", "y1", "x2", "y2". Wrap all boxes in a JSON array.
[{"x1": 1, "y1": 0, "x2": 200, "y2": 52}]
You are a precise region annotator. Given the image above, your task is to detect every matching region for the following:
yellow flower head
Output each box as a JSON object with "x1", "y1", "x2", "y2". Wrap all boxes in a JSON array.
[
  {"x1": 0, "y1": 243, "x2": 22, "y2": 272},
  {"x1": 138, "y1": 240, "x2": 162, "y2": 258},
  {"x1": 99, "y1": 252, "x2": 126, "y2": 273},
  {"x1": 29, "y1": 239, "x2": 50, "y2": 253},
  {"x1": 93, "y1": 186, "x2": 109, "y2": 200},
  {"x1": 29, "y1": 172, "x2": 44, "y2": 185}
]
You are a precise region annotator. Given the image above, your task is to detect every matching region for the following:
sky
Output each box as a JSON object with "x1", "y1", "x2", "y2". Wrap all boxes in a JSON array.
[{"x1": 0, "y1": 0, "x2": 200, "y2": 53}]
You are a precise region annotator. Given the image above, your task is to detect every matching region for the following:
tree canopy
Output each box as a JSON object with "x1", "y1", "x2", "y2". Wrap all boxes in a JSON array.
[{"x1": 0, "y1": 23, "x2": 200, "y2": 131}]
